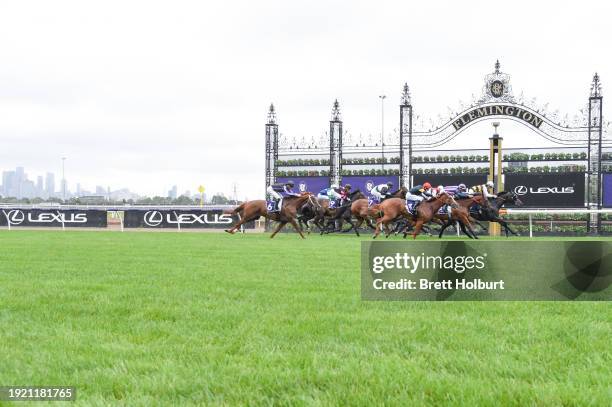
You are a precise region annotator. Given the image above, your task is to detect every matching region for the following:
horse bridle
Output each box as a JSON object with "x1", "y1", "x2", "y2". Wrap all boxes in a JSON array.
[{"x1": 307, "y1": 194, "x2": 322, "y2": 210}]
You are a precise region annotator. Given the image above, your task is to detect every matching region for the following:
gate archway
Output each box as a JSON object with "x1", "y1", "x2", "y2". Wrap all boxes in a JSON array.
[{"x1": 399, "y1": 61, "x2": 607, "y2": 231}]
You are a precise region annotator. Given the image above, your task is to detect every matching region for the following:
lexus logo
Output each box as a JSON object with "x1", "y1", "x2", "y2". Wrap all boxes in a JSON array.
[
  {"x1": 143, "y1": 211, "x2": 233, "y2": 226},
  {"x1": 143, "y1": 211, "x2": 163, "y2": 227},
  {"x1": 514, "y1": 186, "x2": 528, "y2": 196},
  {"x1": 514, "y1": 185, "x2": 575, "y2": 195},
  {"x1": 2, "y1": 209, "x2": 88, "y2": 225},
  {"x1": 4, "y1": 209, "x2": 25, "y2": 225}
]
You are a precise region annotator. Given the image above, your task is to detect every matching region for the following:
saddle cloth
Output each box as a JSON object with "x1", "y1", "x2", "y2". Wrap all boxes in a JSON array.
[
  {"x1": 266, "y1": 199, "x2": 281, "y2": 212},
  {"x1": 405, "y1": 201, "x2": 417, "y2": 216},
  {"x1": 437, "y1": 204, "x2": 453, "y2": 216}
]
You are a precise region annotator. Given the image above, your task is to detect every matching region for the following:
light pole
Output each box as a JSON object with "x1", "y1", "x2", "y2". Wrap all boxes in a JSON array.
[
  {"x1": 62, "y1": 157, "x2": 66, "y2": 201},
  {"x1": 379, "y1": 95, "x2": 386, "y2": 171}
]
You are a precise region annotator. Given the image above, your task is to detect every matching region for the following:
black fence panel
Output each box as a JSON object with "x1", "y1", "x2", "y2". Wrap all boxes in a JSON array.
[
  {"x1": 123, "y1": 209, "x2": 253, "y2": 229},
  {"x1": 0, "y1": 209, "x2": 107, "y2": 227},
  {"x1": 504, "y1": 173, "x2": 585, "y2": 207}
]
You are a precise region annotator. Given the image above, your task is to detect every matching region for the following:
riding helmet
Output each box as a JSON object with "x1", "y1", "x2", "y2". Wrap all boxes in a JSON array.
[{"x1": 286, "y1": 180, "x2": 295, "y2": 187}]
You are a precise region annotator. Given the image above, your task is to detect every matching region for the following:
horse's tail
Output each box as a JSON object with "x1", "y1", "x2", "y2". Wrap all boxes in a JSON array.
[{"x1": 225, "y1": 202, "x2": 246, "y2": 215}]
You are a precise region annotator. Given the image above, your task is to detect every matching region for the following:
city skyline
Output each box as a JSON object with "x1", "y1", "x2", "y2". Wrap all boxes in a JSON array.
[{"x1": 0, "y1": 164, "x2": 236, "y2": 201}]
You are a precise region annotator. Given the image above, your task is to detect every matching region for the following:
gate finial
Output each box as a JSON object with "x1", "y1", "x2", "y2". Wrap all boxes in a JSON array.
[
  {"x1": 267, "y1": 103, "x2": 276, "y2": 124},
  {"x1": 494, "y1": 59, "x2": 501, "y2": 74},
  {"x1": 401, "y1": 83, "x2": 411, "y2": 105},
  {"x1": 331, "y1": 99, "x2": 341, "y2": 121},
  {"x1": 590, "y1": 73, "x2": 602, "y2": 97}
]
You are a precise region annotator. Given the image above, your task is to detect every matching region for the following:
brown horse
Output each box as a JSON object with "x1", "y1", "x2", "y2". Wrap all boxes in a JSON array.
[
  {"x1": 348, "y1": 187, "x2": 408, "y2": 235},
  {"x1": 372, "y1": 197, "x2": 414, "y2": 238},
  {"x1": 224, "y1": 193, "x2": 319, "y2": 238},
  {"x1": 402, "y1": 192, "x2": 456, "y2": 239},
  {"x1": 434, "y1": 195, "x2": 487, "y2": 239}
]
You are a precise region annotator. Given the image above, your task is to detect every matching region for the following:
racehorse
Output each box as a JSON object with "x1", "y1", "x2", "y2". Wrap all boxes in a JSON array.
[
  {"x1": 402, "y1": 191, "x2": 457, "y2": 239},
  {"x1": 435, "y1": 195, "x2": 488, "y2": 239},
  {"x1": 318, "y1": 189, "x2": 368, "y2": 234},
  {"x1": 224, "y1": 193, "x2": 319, "y2": 238},
  {"x1": 345, "y1": 187, "x2": 408, "y2": 236},
  {"x1": 469, "y1": 191, "x2": 524, "y2": 237},
  {"x1": 371, "y1": 197, "x2": 413, "y2": 238}
]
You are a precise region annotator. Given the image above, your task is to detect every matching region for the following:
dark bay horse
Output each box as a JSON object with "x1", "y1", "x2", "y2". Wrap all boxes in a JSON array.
[
  {"x1": 470, "y1": 191, "x2": 524, "y2": 237},
  {"x1": 225, "y1": 193, "x2": 319, "y2": 238}
]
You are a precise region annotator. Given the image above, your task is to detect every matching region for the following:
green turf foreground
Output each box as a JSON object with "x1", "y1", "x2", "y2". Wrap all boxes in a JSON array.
[{"x1": 0, "y1": 231, "x2": 610, "y2": 406}]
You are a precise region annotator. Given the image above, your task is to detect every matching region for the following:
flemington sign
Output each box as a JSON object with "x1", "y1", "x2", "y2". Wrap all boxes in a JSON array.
[{"x1": 451, "y1": 104, "x2": 544, "y2": 132}]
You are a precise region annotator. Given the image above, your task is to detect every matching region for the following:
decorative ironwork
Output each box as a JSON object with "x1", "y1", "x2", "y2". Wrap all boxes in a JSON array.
[
  {"x1": 399, "y1": 83, "x2": 412, "y2": 187},
  {"x1": 264, "y1": 103, "x2": 279, "y2": 195},
  {"x1": 587, "y1": 73, "x2": 604, "y2": 233},
  {"x1": 329, "y1": 100, "x2": 343, "y2": 185}
]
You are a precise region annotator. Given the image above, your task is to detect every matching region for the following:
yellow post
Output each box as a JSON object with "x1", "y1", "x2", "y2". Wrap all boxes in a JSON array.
[
  {"x1": 488, "y1": 123, "x2": 503, "y2": 237},
  {"x1": 198, "y1": 185, "x2": 205, "y2": 207}
]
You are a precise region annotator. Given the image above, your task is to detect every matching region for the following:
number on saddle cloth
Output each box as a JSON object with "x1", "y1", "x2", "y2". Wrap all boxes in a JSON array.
[
  {"x1": 267, "y1": 200, "x2": 280, "y2": 212},
  {"x1": 368, "y1": 196, "x2": 377, "y2": 207},
  {"x1": 437, "y1": 204, "x2": 452, "y2": 216},
  {"x1": 329, "y1": 200, "x2": 337, "y2": 209},
  {"x1": 405, "y1": 200, "x2": 417, "y2": 216}
]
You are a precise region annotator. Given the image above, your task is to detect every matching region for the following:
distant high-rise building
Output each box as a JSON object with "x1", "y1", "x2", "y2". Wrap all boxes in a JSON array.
[
  {"x1": 2, "y1": 170, "x2": 15, "y2": 197},
  {"x1": 36, "y1": 176, "x2": 44, "y2": 196},
  {"x1": 76, "y1": 183, "x2": 82, "y2": 197},
  {"x1": 45, "y1": 172, "x2": 55, "y2": 197},
  {"x1": 168, "y1": 185, "x2": 178, "y2": 199},
  {"x1": 15, "y1": 167, "x2": 25, "y2": 198}
]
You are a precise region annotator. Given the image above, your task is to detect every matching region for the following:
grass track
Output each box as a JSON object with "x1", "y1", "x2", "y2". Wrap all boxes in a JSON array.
[{"x1": 0, "y1": 230, "x2": 610, "y2": 406}]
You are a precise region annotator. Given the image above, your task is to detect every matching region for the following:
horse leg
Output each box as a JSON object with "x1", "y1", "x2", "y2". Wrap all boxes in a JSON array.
[
  {"x1": 289, "y1": 218, "x2": 306, "y2": 239},
  {"x1": 373, "y1": 218, "x2": 386, "y2": 239},
  {"x1": 350, "y1": 218, "x2": 363, "y2": 237},
  {"x1": 410, "y1": 220, "x2": 424, "y2": 239},
  {"x1": 438, "y1": 218, "x2": 453, "y2": 238},
  {"x1": 458, "y1": 221, "x2": 473, "y2": 239},
  {"x1": 500, "y1": 219, "x2": 518, "y2": 237},
  {"x1": 225, "y1": 214, "x2": 257, "y2": 234},
  {"x1": 269, "y1": 221, "x2": 287, "y2": 238},
  {"x1": 384, "y1": 222, "x2": 392, "y2": 238},
  {"x1": 472, "y1": 218, "x2": 488, "y2": 231}
]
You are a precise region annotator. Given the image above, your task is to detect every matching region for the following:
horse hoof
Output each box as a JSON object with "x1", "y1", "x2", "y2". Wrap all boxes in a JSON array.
[{"x1": 224, "y1": 229, "x2": 233, "y2": 234}]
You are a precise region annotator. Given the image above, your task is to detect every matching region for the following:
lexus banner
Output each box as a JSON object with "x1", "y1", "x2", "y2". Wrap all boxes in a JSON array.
[
  {"x1": 412, "y1": 174, "x2": 488, "y2": 189},
  {"x1": 342, "y1": 176, "x2": 400, "y2": 196},
  {"x1": 0, "y1": 209, "x2": 107, "y2": 227},
  {"x1": 276, "y1": 177, "x2": 329, "y2": 194},
  {"x1": 123, "y1": 209, "x2": 253, "y2": 229},
  {"x1": 504, "y1": 173, "x2": 585, "y2": 207},
  {"x1": 604, "y1": 174, "x2": 612, "y2": 208}
]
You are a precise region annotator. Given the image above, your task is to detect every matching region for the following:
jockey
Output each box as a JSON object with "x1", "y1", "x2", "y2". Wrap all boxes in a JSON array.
[
  {"x1": 370, "y1": 181, "x2": 394, "y2": 203},
  {"x1": 340, "y1": 184, "x2": 352, "y2": 204},
  {"x1": 454, "y1": 183, "x2": 472, "y2": 199},
  {"x1": 445, "y1": 183, "x2": 471, "y2": 199},
  {"x1": 318, "y1": 183, "x2": 343, "y2": 201},
  {"x1": 434, "y1": 185, "x2": 445, "y2": 197},
  {"x1": 469, "y1": 180, "x2": 497, "y2": 199},
  {"x1": 406, "y1": 182, "x2": 434, "y2": 209},
  {"x1": 267, "y1": 180, "x2": 299, "y2": 209}
]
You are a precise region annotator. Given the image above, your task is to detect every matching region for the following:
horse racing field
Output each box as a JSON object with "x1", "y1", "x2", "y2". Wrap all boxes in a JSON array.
[{"x1": 0, "y1": 230, "x2": 610, "y2": 406}]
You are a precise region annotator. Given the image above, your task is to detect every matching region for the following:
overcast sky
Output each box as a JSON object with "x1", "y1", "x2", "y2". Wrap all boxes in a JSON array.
[{"x1": 0, "y1": 0, "x2": 610, "y2": 199}]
